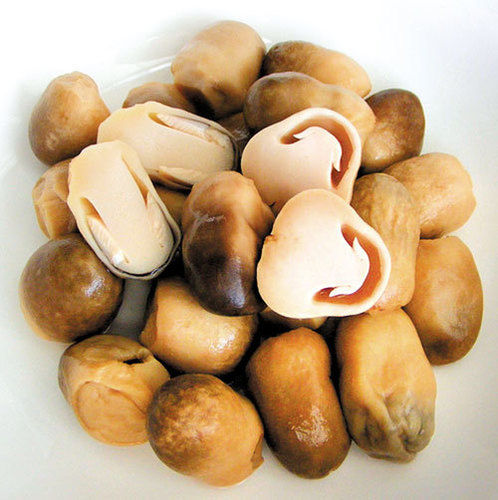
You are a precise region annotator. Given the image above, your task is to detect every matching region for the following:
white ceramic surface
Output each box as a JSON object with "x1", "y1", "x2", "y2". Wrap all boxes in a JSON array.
[{"x1": 1, "y1": 1, "x2": 497, "y2": 498}]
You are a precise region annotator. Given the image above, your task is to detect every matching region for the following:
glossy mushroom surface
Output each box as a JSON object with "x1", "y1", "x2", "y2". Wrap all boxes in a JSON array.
[
  {"x1": 242, "y1": 107, "x2": 362, "y2": 213},
  {"x1": 257, "y1": 189, "x2": 391, "y2": 318}
]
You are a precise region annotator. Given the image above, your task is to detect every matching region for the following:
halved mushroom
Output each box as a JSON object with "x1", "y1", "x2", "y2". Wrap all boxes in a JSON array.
[
  {"x1": 241, "y1": 108, "x2": 361, "y2": 213},
  {"x1": 257, "y1": 189, "x2": 391, "y2": 318},
  {"x1": 67, "y1": 140, "x2": 181, "y2": 279},
  {"x1": 97, "y1": 102, "x2": 236, "y2": 189}
]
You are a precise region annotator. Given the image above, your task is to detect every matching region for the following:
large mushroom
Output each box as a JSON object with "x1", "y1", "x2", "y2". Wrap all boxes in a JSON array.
[
  {"x1": 242, "y1": 108, "x2": 362, "y2": 213},
  {"x1": 257, "y1": 189, "x2": 391, "y2": 318}
]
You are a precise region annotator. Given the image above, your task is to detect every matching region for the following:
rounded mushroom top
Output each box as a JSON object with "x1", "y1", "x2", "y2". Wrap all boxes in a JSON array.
[
  {"x1": 97, "y1": 102, "x2": 236, "y2": 189},
  {"x1": 67, "y1": 140, "x2": 181, "y2": 279},
  {"x1": 241, "y1": 107, "x2": 362, "y2": 213},
  {"x1": 257, "y1": 189, "x2": 391, "y2": 318}
]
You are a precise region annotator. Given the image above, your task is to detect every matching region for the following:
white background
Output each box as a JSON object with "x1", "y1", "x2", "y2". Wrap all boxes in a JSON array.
[{"x1": 0, "y1": 0, "x2": 497, "y2": 498}]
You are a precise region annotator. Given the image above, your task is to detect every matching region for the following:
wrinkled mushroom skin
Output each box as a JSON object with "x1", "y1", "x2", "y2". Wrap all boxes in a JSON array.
[
  {"x1": 405, "y1": 237, "x2": 483, "y2": 365},
  {"x1": 98, "y1": 102, "x2": 236, "y2": 189},
  {"x1": 171, "y1": 21, "x2": 266, "y2": 119},
  {"x1": 29, "y1": 72, "x2": 110, "y2": 165},
  {"x1": 140, "y1": 277, "x2": 257, "y2": 374},
  {"x1": 218, "y1": 112, "x2": 252, "y2": 154},
  {"x1": 68, "y1": 141, "x2": 181, "y2": 280},
  {"x1": 336, "y1": 310, "x2": 436, "y2": 462},
  {"x1": 182, "y1": 171, "x2": 274, "y2": 316},
  {"x1": 242, "y1": 107, "x2": 362, "y2": 213},
  {"x1": 122, "y1": 82, "x2": 196, "y2": 112},
  {"x1": 19, "y1": 234, "x2": 123, "y2": 342},
  {"x1": 154, "y1": 185, "x2": 187, "y2": 226},
  {"x1": 247, "y1": 328, "x2": 350, "y2": 478},
  {"x1": 351, "y1": 174, "x2": 420, "y2": 311},
  {"x1": 59, "y1": 335, "x2": 169, "y2": 445},
  {"x1": 243, "y1": 72, "x2": 375, "y2": 143},
  {"x1": 263, "y1": 41, "x2": 371, "y2": 97},
  {"x1": 385, "y1": 153, "x2": 476, "y2": 238},
  {"x1": 32, "y1": 159, "x2": 77, "y2": 239},
  {"x1": 147, "y1": 374, "x2": 264, "y2": 487},
  {"x1": 362, "y1": 89, "x2": 425, "y2": 172},
  {"x1": 257, "y1": 189, "x2": 391, "y2": 318}
]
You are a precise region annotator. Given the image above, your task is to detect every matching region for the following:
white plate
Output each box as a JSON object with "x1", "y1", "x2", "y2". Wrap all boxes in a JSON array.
[{"x1": 1, "y1": 1, "x2": 497, "y2": 499}]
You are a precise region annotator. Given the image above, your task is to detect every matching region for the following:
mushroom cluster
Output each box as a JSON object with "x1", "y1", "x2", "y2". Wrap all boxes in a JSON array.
[{"x1": 19, "y1": 20, "x2": 482, "y2": 489}]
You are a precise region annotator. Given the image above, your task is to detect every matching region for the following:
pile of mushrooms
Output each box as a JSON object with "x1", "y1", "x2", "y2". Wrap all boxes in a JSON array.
[{"x1": 20, "y1": 20, "x2": 482, "y2": 488}]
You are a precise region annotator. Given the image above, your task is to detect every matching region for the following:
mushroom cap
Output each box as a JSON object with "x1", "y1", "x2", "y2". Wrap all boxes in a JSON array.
[
  {"x1": 257, "y1": 189, "x2": 391, "y2": 318},
  {"x1": 241, "y1": 107, "x2": 362, "y2": 213},
  {"x1": 97, "y1": 102, "x2": 236, "y2": 188}
]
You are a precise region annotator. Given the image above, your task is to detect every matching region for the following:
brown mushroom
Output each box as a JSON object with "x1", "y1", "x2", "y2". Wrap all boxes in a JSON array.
[
  {"x1": 241, "y1": 107, "x2": 362, "y2": 213},
  {"x1": 171, "y1": 21, "x2": 266, "y2": 118},
  {"x1": 122, "y1": 82, "x2": 196, "y2": 112},
  {"x1": 362, "y1": 89, "x2": 425, "y2": 172},
  {"x1": 350, "y1": 173, "x2": 420, "y2": 311},
  {"x1": 140, "y1": 277, "x2": 257, "y2": 374},
  {"x1": 263, "y1": 41, "x2": 371, "y2": 97},
  {"x1": 405, "y1": 237, "x2": 483, "y2": 364},
  {"x1": 147, "y1": 374, "x2": 264, "y2": 486},
  {"x1": 336, "y1": 309, "x2": 437, "y2": 461},
  {"x1": 259, "y1": 307, "x2": 326, "y2": 332},
  {"x1": 29, "y1": 72, "x2": 110, "y2": 165},
  {"x1": 257, "y1": 189, "x2": 391, "y2": 318},
  {"x1": 59, "y1": 335, "x2": 169, "y2": 445},
  {"x1": 19, "y1": 234, "x2": 123, "y2": 342},
  {"x1": 182, "y1": 171, "x2": 274, "y2": 316},
  {"x1": 384, "y1": 153, "x2": 476, "y2": 238},
  {"x1": 154, "y1": 185, "x2": 187, "y2": 226},
  {"x1": 247, "y1": 327, "x2": 350, "y2": 478},
  {"x1": 243, "y1": 72, "x2": 375, "y2": 143}
]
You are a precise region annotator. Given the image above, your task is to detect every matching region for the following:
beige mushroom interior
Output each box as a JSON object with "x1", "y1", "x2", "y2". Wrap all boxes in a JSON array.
[
  {"x1": 67, "y1": 140, "x2": 180, "y2": 278},
  {"x1": 257, "y1": 189, "x2": 390, "y2": 318},
  {"x1": 97, "y1": 102, "x2": 236, "y2": 188},
  {"x1": 241, "y1": 108, "x2": 361, "y2": 213}
]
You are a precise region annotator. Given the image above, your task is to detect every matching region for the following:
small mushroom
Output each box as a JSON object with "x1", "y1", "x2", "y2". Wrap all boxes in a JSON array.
[
  {"x1": 67, "y1": 140, "x2": 181, "y2": 279},
  {"x1": 171, "y1": 21, "x2": 266, "y2": 118},
  {"x1": 246, "y1": 327, "x2": 350, "y2": 478},
  {"x1": 97, "y1": 102, "x2": 236, "y2": 189},
  {"x1": 243, "y1": 72, "x2": 375, "y2": 143},
  {"x1": 405, "y1": 237, "x2": 483, "y2": 364},
  {"x1": 257, "y1": 189, "x2": 391, "y2": 318},
  {"x1": 385, "y1": 153, "x2": 476, "y2": 238},
  {"x1": 122, "y1": 82, "x2": 196, "y2": 112},
  {"x1": 147, "y1": 374, "x2": 264, "y2": 487},
  {"x1": 182, "y1": 171, "x2": 274, "y2": 316},
  {"x1": 218, "y1": 112, "x2": 252, "y2": 154},
  {"x1": 19, "y1": 234, "x2": 123, "y2": 342},
  {"x1": 29, "y1": 72, "x2": 110, "y2": 165},
  {"x1": 263, "y1": 41, "x2": 371, "y2": 97},
  {"x1": 351, "y1": 173, "x2": 420, "y2": 311},
  {"x1": 140, "y1": 277, "x2": 257, "y2": 374},
  {"x1": 241, "y1": 108, "x2": 362, "y2": 213},
  {"x1": 362, "y1": 89, "x2": 425, "y2": 172},
  {"x1": 59, "y1": 335, "x2": 169, "y2": 445},
  {"x1": 335, "y1": 309, "x2": 437, "y2": 462},
  {"x1": 32, "y1": 159, "x2": 77, "y2": 238}
]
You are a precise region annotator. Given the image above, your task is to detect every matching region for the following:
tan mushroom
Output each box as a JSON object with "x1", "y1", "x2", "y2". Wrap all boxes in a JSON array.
[
  {"x1": 154, "y1": 185, "x2": 187, "y2": 226},
  {"x1": 171, "y1": 21, "x2": 265, "y2": 118},
  {"x1": 122, "y1": 82, "x2": 196, "y2": 112},
  {"x1": 32, "y1": 159, "x2": 77, "y2": 239},
  {"x1": 257, "y1": 189, "x2": 391, "y2": 318},
  {"x1": 241, "y1": 108, "x2": 362, "y2": 213},
  {"x1": 263, "y1": 41, "x2": 371, "y2": 97},
  {"x1": 97, "y1": 102, "x2": 236, "y2": 189},
  {"x1": 67, "y1": 140, "x2": 181, "y2": 279},
  {"x1": 259, "y1": 307, "x2": 327, "y2": 332},
  {"x1": 218, "y1": 112, "x2": 252, "y2": 154},
  {"x1": 59, "y1": 335, "x2": 170, "y2": 445}
]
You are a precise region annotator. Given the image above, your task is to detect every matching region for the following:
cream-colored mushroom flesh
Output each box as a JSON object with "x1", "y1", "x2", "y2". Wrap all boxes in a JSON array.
[
  {"x1": 67, "y1": 141, "x2": 181, "y2": 279},
  {"x1": 242, "y1": 108, "x2": 361, "y2": 213},
  {"x1": 257, "y1": 189, "x2": 391, "y2": 318},
  {"x1": 97, "y1": 102, "x2": 236, "y2": 188}
]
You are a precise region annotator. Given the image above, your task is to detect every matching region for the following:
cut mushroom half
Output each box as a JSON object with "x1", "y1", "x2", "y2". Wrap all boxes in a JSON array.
[
  {"x1": 97, "y1": 102, "x2": 237, "y2": 189},
  {"x1": 257, "y1": 189, "x2": 391, "y2": 318},
  {"x1": 67, "y1": 140, "x2": 181, "y2": 279},
  {"x1": 241, "y1": 108, "x2": 362, "y2": 213}
]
